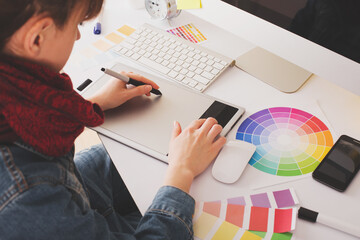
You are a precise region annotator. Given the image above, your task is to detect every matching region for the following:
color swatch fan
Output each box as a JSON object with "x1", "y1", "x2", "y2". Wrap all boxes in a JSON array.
[{"x1": 236, "y1": 107, "x2": 333, "y2": 176}]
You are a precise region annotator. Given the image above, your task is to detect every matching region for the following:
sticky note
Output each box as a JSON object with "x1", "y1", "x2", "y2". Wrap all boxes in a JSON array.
[
  {"x1": 92, "y1": 39, "x2": 113, "y2": 52},
  {"x1": 117, "y1": 25, "x2": 135, "y2": 36},
  {"x1": 212, "y1": 221, "x2": 239, "y2": 240},
  {"x1": 79, "y1": 47, "x2": 98, "y2": 58},
  {"x1": 177, "y1": 0, "x2": 202, "y2": 9},
  {"x1": 105, "y1": 32, "x2": 124, "y2": 44},
  {"x1": 193, "y1": 212, "x2": 218, "y2": 239}
]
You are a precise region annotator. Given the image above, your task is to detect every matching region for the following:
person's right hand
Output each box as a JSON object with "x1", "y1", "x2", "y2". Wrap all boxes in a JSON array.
[{"x1": 164, "y1": 118, "x2": 226, "y2": 193}]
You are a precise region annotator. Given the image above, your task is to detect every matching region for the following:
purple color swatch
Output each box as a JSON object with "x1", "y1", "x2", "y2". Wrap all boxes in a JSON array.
[
  {"x1": 250, "y1": 193, "x2": 271, "y2": 208},
  {"x1": 227, "y1": 196, "x2": 246, "y2": 205},
  {"x1": 273, "y1": 189, "x2": 295, "y2": 208}
]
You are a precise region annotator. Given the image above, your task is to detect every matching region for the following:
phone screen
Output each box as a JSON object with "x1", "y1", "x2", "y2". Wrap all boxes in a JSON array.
[{"x1": 313, "y1": 135, "x2": 360, "y2": 191}]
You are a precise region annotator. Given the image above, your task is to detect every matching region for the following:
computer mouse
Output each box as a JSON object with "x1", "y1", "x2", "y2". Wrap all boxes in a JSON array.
[{"x1": 212, "y1": 140, "x2": 256, "y2": 184}]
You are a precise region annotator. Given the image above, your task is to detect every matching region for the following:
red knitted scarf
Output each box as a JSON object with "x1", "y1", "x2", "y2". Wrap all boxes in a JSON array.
[{"x1": 0, "y1": 55, "x2": 104, "y2": 156}]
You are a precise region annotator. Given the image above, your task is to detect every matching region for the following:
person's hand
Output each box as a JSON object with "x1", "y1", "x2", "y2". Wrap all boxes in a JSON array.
[
  {"x1": 87, "y1": 71, "x2": 160, "y2": 111},
  {"x1": 164, "y1": 118, "x2": 226, "y2": 193}
]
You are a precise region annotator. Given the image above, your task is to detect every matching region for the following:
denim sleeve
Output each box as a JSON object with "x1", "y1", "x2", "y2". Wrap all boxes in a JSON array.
[
  {"x1": 1, "y1": 184, "x2": 194, "y2": 240},
  {"x1": 135, "y1": 186, "x2": 195, "y2": 240}
]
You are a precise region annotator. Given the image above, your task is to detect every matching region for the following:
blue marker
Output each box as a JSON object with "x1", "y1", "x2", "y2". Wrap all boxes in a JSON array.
[{"x1": 93, "y1": 22, "x2": 101, "y2": 34}]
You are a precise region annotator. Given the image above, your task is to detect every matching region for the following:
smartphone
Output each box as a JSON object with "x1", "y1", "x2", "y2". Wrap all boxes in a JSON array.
[{"x1": 313, "y1": 135, "x2": 360, "y2": 192}]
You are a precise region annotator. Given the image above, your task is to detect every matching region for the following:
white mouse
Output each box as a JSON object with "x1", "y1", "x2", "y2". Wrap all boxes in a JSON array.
[{"x1": 212, "y1": 140, "x2": 256, "y2": 184}]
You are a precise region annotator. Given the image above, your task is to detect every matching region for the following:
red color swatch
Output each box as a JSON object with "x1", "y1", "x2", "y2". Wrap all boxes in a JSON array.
[
  {"x1": 249, "y1": 206, "x2": 269, "y2": 232},
  {"x1": 225, "y1": 204, "x2": 245, "y2": 227},
  {"x1": 274, "y1": 208, "x2": 293, "y2": 233},
  {"x1": 203, "y1": 201, "x2": 221, "y2": 217}
]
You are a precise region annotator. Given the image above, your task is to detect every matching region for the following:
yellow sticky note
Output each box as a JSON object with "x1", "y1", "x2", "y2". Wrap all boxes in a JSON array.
[
  {"x1": 105, "y1": 32, "x2": 125, "y2": 44},
  {"x1": 92, "y1": 39, "x2": 113, "y2": 52},
  {"x1": 79, "y1": 47, "x2": 98, "y2": 58},
  {"x1": 240, "y1": 230, "x2": 263, "y2": 240},
  {"x1": 117, "y1": 25, "x2": 136, "y2": 36},
  {"x1": 212, "y1": 221, "x2": 239, "y2": 240},
  {"x1": 193, "y1": 212, "x2": 218, "y2": 239},
  {"x1": 177, "y1": 0, "x2": 202, "y2": 9}
]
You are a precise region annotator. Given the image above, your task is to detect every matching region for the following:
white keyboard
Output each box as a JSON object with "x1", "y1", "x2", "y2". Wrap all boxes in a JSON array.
[{"x1": 113, "y1": 24, "x2": 234, "y2": 92}]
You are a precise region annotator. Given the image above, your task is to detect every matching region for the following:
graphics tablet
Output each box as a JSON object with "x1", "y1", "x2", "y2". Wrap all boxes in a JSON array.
[{"x1": 79, "y1": 62, "x2": 245, "y2": 162}]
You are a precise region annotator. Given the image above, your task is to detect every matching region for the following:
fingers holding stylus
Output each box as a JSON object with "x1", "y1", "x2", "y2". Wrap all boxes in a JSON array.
[{"x1": 120, "y1": 71, "x2": 160, "y2": 89}]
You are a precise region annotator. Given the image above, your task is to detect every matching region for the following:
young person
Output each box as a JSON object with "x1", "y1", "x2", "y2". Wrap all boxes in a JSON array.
[{"x1": 0, "y1": 1, "x2": 226, "y2": 239}]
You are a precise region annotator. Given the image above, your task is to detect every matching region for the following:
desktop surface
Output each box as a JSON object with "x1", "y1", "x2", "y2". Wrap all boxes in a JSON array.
[
  {"x1": 64, "y1": 0, "x2": 360, "y2": 239},
  {"x1": 222, "y1": 0, "x2": 360, "y2": 64}
]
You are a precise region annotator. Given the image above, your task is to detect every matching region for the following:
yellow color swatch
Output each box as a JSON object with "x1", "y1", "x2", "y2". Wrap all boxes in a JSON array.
[
  {"x1": 240, "y1": 231, "x2": 263, "y2": 240},
  {"x1": 92, "y1": 39, "x2": 113, "y2": 52},
  {"x1": 212, "y1": 221, "x2": 239, "y2": 240},
  {"x1": 105, "y1": 32, "x2": 124, "y2": 44},
  {"x1": 193, "y1": 212, "x2": 218, "y2": 239},
  {"x1": 177, "y1": 0, "x2": 202, "y2": 9},
  {"x1": 117, "y1": 25, "x2": 136, "y2": 36}
]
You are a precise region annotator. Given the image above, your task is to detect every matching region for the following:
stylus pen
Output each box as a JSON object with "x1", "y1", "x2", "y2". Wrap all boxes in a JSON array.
[
  {"x1": 298, "y1": 207, "x2": 360, "y2": 238},
  {"x1": 101, "y1": 68, "x2": 162, "y2": 95}
]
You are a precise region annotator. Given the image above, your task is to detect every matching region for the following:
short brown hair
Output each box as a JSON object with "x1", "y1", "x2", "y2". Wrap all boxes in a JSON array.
[{"x1": 0, "y1": 0, "x2": 104, "y2": 51}]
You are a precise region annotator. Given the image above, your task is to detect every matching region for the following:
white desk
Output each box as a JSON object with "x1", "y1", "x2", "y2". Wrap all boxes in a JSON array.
[{"x1": 64, "y1": 0, "x2": 360, "y2": 239}]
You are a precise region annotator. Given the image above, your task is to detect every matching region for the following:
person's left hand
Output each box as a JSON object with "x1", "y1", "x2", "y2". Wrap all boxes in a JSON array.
[{"x1": 88, "y1": 71, "x2": 160, "y2": 111}]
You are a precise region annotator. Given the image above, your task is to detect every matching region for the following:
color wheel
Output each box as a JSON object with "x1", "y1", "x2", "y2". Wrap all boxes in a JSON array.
[{"x1": 236, "y1": 107, "x2": 334, "y2": 176}]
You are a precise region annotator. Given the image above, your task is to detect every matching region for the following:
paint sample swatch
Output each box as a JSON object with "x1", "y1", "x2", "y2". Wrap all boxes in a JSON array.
[
  {"x1": 236, "y1": 107, "x2": 334, "y2": 176},
  {"x1": 193, "y1": 188, "x2": 298, "y2": 239},
  {"x1": 198, "y1": 205, "x2": 296, "y2": 233},
  {"x1": 193, "y1": 211, "x2": 295, "y2": 240},
  {"x1": 167, "y1": 23, "x2": 207, "y2": 43},
  {"x1": 198, "y1": 188, "x2": 298, "y2": 212}
]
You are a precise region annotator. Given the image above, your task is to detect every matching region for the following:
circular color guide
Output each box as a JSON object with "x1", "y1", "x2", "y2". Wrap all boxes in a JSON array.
[{"x1": 236, "y1": 107, "x2": 334, "y2": 176}]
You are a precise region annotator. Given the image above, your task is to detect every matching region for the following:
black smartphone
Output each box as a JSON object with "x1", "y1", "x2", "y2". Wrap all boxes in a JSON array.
[{"x1": 312, "y1": 135, "x2": 360, "y2": 192}]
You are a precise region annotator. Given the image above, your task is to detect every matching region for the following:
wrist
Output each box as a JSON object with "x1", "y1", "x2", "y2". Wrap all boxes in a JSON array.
[{"x1": 163, "y1": 165, "x2": 195, "y2": 194}]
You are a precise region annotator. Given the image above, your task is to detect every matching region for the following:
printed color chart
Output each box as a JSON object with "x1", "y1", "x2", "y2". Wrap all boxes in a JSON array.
[
  {"x1": 167, "y1": 23, "x2": 207, "y2": 43},
  {"x1": 193, "y1": 188, "x2": 298, "y2": 239},
  {"x1": 236, "y1": 107, "x2": 334, "y2": 176}
]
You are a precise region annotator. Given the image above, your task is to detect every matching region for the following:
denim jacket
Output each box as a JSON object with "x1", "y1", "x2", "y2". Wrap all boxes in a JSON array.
[{"x1": 0, "y1": 143, "x2": 195, "y2": 240}]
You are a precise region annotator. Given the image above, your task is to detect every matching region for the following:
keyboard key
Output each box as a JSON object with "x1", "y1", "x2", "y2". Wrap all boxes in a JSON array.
[
  {"x1": 211, "y1": 68, "x2": 220, "y2": 75},
  {"x1": 180, "y1": 69, "x2": 188, "y2": 75},
  {"x1": 195, "y1": 68, "x2": 203, "y2": 75},
  {"x1": 213, "y1": 62, "x2": 224, "y2": 70},
  {"x1": 131, "y1": 53, "x2": 141, "y2": 60},
  {"x1": 201, "y1": 71, "x2": 215, "y2": 80},
  {"x1": 173, "y1": 66, "x2": 181, "y2": 72},
  {"x1": 188, "y1": 80, "x2": 197, "y2": 87},
  {"x1": 204, "y1": 66, "x2": 213, "y2": 72},
  {"x1": 193, "y1": 74, "x2": 210, "y2": 85},
  {"x1": 198, "y1": 63, "x2": 206, "y2": 69},
  {"x1": 186, "y1": 71, "x2": 195, "y2": 78},
  {"x1": 168, "y1": 70, "x2": 178, "y2": 78},
  {"x1": 138, "y1": 57, "x2": 171, "y2": 74},
  {"x1": 175, "y1": 74, "x2": 185, "y2": 81},
  {"x1": 195, "y1": 84, "x2": 205, "y2": 91}
]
